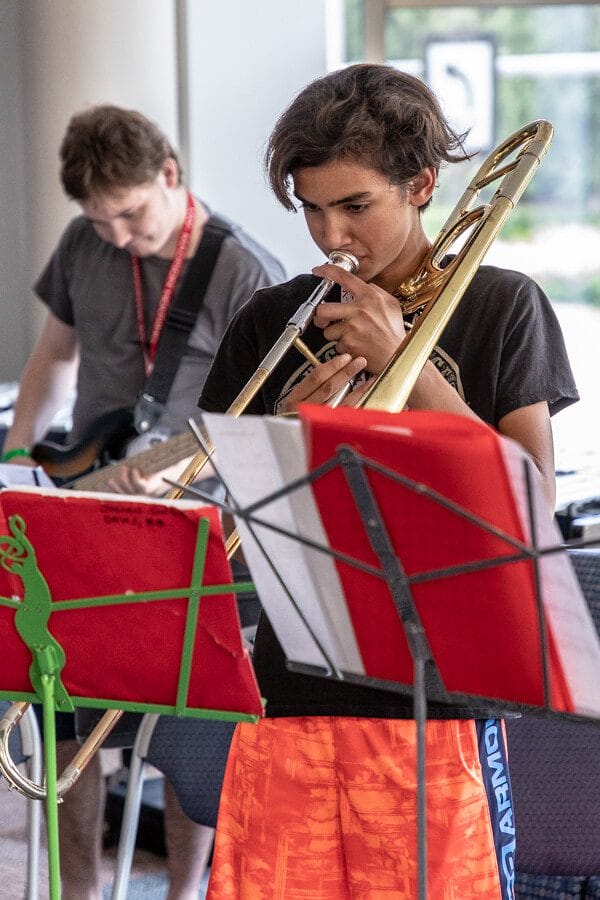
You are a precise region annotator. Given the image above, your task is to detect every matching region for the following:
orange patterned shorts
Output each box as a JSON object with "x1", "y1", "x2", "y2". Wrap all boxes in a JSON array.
[{"x1": 207, "y1": 716, "x2": 514, "y2": 900}]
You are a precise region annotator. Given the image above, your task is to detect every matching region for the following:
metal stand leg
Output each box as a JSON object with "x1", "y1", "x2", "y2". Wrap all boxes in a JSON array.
[
  {"x1": 111, "y1": 714, "x2": 160, "y2": 900},
  {"x1": 18, "y1": 704, "x2": 42, "y2": 900},
  {"x1": 339, "y1": 449, "x2": 441, "y2": 900},
  {"x1": 41, "y1": 675, "x2": 61, "y2": 899},
  {"x1": 414, "y1": 656, "x2": 427, "y2": 900}
]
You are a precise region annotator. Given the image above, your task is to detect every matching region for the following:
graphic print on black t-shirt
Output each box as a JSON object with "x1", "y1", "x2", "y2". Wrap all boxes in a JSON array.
[
  {"x1": 429, "y1": 345, "x2": 465, "y2": 397},
  {"x1": 273, "y1": 338, "x2": 465, "y2": 414}
]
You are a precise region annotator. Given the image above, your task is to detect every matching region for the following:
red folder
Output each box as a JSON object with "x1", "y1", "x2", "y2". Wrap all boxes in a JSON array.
[
  {"x1": 0, "y1": 488, "x2": 263, "y2": 718},
  {"x1": 299, "y1": 405, "x2": 587, "y2": 713}
]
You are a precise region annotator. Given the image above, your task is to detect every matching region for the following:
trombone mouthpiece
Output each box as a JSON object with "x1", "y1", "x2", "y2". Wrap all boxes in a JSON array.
[{"x1": 327, "y1": 250, "x2": 359, "y2": 274}]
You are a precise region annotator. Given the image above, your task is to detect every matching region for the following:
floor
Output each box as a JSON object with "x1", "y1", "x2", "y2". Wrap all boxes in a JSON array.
[{"x1": 0, "y1": 770, "x2": 210, "y2": 899}]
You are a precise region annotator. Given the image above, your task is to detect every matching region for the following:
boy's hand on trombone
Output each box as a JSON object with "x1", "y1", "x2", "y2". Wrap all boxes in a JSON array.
[
  {"x1": 312, "y1": 263, "x2": 407, "y2": 375},
  {"x1": 279, "y1": 353, "x2": 367, "y2": 413}
]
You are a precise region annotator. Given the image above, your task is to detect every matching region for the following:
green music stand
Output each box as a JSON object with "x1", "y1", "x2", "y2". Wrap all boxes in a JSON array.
[{"x1": 0, "y1": 488, "x2": 263, "y2": 898}]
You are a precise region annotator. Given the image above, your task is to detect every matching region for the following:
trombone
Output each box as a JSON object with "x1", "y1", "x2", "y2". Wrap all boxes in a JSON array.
[
  {"x1": 0, "y1": 702, "x2": 123, "y2": 800},
  {"x1": 167, "y1": 248, "x2": 359, "y2": 499},
  {"x1": 176, "y1": 119, "x2": 554, "y2": 554},
  {"x1": 0, "y1": 120, "x2": 552, "y2": 801},
  {"x1": 358, "y1": 119, "x2": 554, "y2": 412}
]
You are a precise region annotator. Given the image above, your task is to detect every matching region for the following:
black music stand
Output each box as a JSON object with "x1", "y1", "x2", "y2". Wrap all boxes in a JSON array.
[{"x1": 171, "y1": 409, "x2": 600, "y2": 900}]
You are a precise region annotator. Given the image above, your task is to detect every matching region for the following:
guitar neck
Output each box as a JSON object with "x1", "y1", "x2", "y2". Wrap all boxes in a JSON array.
[{"x1": 72, "y1": 430, "x2": 200, "y2": 492}]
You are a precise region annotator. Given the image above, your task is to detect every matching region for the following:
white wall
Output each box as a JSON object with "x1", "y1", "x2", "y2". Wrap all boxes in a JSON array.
[
  {"x1": 0, "y1": 1, "x2": 28, "y2": 378},
  {"x1": 185, "y1": 0, "x2": 340, "y2": 279},
  {"x1": 2, "y1": 0, "x2": 179, "y2": 379}
]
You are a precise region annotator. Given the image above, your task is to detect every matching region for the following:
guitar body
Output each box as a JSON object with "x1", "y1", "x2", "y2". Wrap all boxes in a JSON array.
[
  {"x1": 31, "y1": 409, "x2": 200, "y2": 492},
  {"x1": 31, "y1": 408, "x2": 137, "y2": 479}
]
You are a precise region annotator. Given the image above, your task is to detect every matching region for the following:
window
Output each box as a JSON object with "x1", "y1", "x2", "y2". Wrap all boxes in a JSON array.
[{"x1": 342, "y1": 2, "x2": 600, "y2": 489}]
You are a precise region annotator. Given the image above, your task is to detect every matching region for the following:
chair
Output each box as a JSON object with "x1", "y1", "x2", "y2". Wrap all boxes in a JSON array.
[
  {"x1": 108, "y1": 556, "x2": 259, "y2": 897},
  {"x1": 507, "y1": 548, "x2": 600, "y2": 899},
  {"x1": 110, "y1": 713, "x2": 236, "y2": 899},
  {"x1": 569, "y1": 548, "x2": 600, "y2": 625},
  {"x1": 0, "y1": 701, "x2": 43, "y2": 900}
]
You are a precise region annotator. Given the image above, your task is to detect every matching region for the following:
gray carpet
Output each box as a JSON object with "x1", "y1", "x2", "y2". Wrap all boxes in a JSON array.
[
  {"x1": 0, "y1": 774, "x2": 209, "y2": 898},
  {"x1": 101, "y1": 870, "x2": 210, "y2": 899}
]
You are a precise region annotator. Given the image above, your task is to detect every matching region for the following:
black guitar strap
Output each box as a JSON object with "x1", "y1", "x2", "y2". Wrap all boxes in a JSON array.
[{"x1": 133, "y1": 212, "x2": 234, "y2": 434}]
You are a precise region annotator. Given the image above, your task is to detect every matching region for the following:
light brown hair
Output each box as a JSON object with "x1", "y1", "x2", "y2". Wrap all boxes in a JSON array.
[{"x1": 60, "y1": 105, "x2": 180, "y2": 200}]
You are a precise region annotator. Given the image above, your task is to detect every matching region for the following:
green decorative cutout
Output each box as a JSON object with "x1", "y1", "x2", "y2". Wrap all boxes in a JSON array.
[
  {"x1": 0, "y1": 515, "x2": 74, "y2": 712},
  {"x1": 0, "y1": 511, "x2": 263, "y2": 900}
]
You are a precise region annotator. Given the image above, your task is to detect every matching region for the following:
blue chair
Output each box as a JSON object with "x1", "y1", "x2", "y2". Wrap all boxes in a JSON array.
[
  {"x1": 110, "y1": 714, "x2": 236, "y2": 899},
  {"x1": 508, "y1": 548, "x2": 600, "y2": 899},
  {"x1": 0, "y1": 701, "x2": 43, "y2": 900}
]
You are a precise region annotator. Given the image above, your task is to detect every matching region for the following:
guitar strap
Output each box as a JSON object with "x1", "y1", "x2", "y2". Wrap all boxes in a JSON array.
[{"x1": 133, "y1": 212, "x2": 234, "y2": 434}]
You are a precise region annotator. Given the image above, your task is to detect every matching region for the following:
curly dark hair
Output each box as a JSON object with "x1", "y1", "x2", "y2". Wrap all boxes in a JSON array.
[
  {"x1": 60, "y1": 105, "x2": 180, "y2": 200},
  {"x1": 266, "y1": 63, "x2": 470, "y2": 211}
]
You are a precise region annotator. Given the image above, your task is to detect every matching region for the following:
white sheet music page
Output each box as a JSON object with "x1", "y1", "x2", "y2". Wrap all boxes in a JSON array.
[
  {"x1": 203, "y1": 413, "x2": 364, "y2": 674},
  {"x1": 499, "y1": 435, "x2": 600, "y2": 717},
  {"x1": 0, "y1": 463, "x2": 55, "y2": 488}
]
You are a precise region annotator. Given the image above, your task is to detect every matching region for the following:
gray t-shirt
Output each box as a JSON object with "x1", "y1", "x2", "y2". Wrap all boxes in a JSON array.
[{"x1": 35, "y1": 209, "x2": 285, "y2": 444}]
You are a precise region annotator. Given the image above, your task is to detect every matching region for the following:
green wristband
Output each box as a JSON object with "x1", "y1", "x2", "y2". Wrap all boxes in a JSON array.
[{"x1": 1, "y1": 447, "x2": 32, "y2": 463}]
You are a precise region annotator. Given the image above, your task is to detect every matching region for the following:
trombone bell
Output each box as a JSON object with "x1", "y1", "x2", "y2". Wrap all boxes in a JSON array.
[{"x1": 0, "y1": 703, "x2": 124, "y2": 800}]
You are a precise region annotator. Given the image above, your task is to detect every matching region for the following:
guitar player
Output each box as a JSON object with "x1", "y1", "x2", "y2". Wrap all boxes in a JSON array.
[{"x1": 2, "y1": 104, "x2": 284, "y2": 900}]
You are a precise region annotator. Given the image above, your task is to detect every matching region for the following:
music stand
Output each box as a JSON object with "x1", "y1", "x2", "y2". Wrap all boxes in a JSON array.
[
  {"x1": 0, "y1": 487, "x2": 262, "y2": 899},
  {"x1": 175, "y1": 406, "x2": 600, "y2": 900}
]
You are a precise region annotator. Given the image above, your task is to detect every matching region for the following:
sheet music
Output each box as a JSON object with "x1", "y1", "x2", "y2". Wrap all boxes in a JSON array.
[
  {"x1": 0, "y1": 480, "x2": 204, "y2": 507},
  {"x1": 0, "y1": 463, "x2": 55, "y2": 488},
  {"x1": 203, "y1": 413, "x2": 364, "y2": 673}
]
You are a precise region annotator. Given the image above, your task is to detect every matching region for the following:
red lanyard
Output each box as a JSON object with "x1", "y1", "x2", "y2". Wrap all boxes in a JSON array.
[{"x1": 131, "y1": 191, "x2": 196, "y2": 376}]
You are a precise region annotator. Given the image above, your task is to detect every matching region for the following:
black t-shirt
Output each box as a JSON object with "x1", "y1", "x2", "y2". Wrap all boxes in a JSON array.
[{"x1": 199, "y1": 264, "x2": 579, "y2": 719}]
